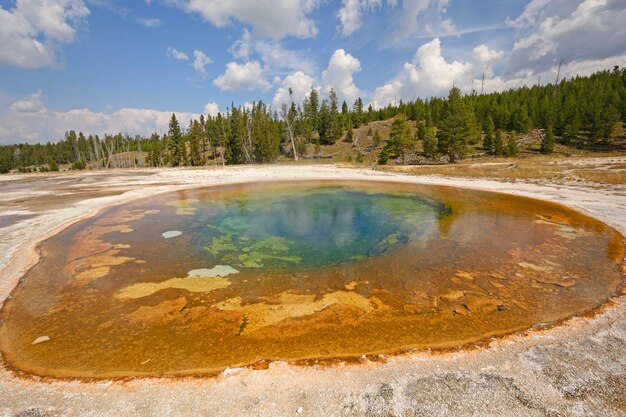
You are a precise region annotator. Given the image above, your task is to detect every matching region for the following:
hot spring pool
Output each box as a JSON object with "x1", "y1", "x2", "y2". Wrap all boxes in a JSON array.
[{"x1": 0, "y1": 181, "x2": 623, "y2": 378}]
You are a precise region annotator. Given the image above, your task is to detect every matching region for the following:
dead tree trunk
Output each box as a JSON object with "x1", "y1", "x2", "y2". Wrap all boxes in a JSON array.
[
  {"x1": 104, "y1": 139, "x2": 114, "y2": 169},
  {"x1": 137, "y1": 140, "x2": 145, "y2": 167},
  {"x1": 281, "y1": 104, "x2": 299, "y2": 161}
]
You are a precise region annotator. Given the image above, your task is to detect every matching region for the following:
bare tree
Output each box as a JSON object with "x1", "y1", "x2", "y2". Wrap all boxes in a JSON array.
[
  {"x1": 137, "y1": 139, "x2": 145, "y2": 167},
  {"x1": 281, "y1": 103, "x2": 298, "y2": 161},
  {"x1": 243, "y1": 114, "x2": 253, "y2": 164},
  {"x1": 103, "y1": 137, "x2": 115, "y2": 169}
]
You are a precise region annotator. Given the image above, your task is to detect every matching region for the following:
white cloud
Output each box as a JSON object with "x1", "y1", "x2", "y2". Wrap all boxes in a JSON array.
[
  {"x1": 229, "y1": 29, "x2": 317, "y2": 76},
  {"x1": 166, "y1": 48, "x2": 212, "y2": 77},
  {"x1": 337, "y1": 0, "x2": 382, "y2": 36},
  {"x1": 15, "y1": 0, "x2": 89, "y2": 42},
  {"x1": 506, "y1": 0, "x2": 626, "y2": 76},
  {"x1": 272, "y1": 71, "x2": 316, "y2": 108},
  {"x1": 0, "y1": 0, "x2": 90, "y2": 68},
  {"x1": 436, "y1": 0, "x2": 450, "y2": 13},
  {"x1": 507, "y1": 0, "x2": 563, "y2": 29},
  {"x1": 255, "y1": 41, "x2": 317, "y2": 75},
  {"x1": 10, "y1": 90, "x2": 45, "y2": 114},
  {"x1": 472, "y1": 44, "x2": 504, "y2": 78},
  {"x1": 473, "y1": 44, "x2": 503, "y2": 64},
  {"x1": 440, "y1": 18, "x2": 455, "y2": 34},
  {"x1": 213, "y1": 61, "x2": 271, "y2": 92},
  {"x1": 166, "y1": 47, "x2": 189, "y2": 60},
  {"x1": 203, "y1": 102, "x2": 220, "y2": 116},
  {"x1": 391, "y1": 0, "x2": 456, "y2": 38},
  {"x1": 337, "y1": 0, "x2": 363, "y2": 36},
  {"x1": 337, "y1": 0, "x2": 447, "y2": 38},
  {"x1": 136, "y1": 17, "x2": 162, "y2": 27},
  {"x1": 1, "y1": 90, "x2": 202, "y2": 144},
  {"x1": 230, "y1": 28, "x2": 253, "y2": 59},
  {"x1": 181, "y1": 0, "x2": 321, "y2": 39},
  {"x1": 87, "y1": 0, "x2": 128, "y2": 17},
  {"x1": 321, "y1": 49, "x2": 362, "y2": 104},
  {"x1": 371, "y1": 38, "x2": 473, "y2": 107},
  {"x1": 192, "y1": 49, "x2": 212, "y2": 77},
  {"x1": 370, "y1": 80, "x2": 403, "y2": 108},
  {"x1": 397, "y1": 0, "x2": 434, "y2": 39}
]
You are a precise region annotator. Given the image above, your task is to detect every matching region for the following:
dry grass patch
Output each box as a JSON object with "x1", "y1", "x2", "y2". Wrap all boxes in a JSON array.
[{"x1": 376, "y1": 155, "x2": 626, "y2": 185}]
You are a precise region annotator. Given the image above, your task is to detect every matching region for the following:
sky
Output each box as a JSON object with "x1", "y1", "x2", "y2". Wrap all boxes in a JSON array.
[{"x1": 1, "y1": 0, "x2": 626, "y2": 145}]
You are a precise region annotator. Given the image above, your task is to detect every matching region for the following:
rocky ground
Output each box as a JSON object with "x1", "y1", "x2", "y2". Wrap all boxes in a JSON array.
[{"x1": 0, "y1": 165, "x2": 624, "y2": 417}]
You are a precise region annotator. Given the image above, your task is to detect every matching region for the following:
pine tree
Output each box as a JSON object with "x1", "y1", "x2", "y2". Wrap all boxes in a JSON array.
[
  {"x1": 373, "y1": 130, "x2": 382, "y2": 147},
  {"x1": 506, "y1": 130, "x2": 519, "y2": 156},
  {"x1": 437, "y1": 87, "x2": 478, "y2": 162},
  {"x1": 353, "y1": 98, "x2": 364, "y2": 127},
  {"x1": 510, "y1": 106, "x2": 531, "y2": 133},
  {"x1": 318, "y1": 100, "x2": 331, "y2": 144},
  {"x1": 385, "y1": 114, "x2": 413, "y2": 163},
  {"x1": 341, "y1": 101, "x2": 348, "y2": 114},
  {"x1": 65, "y1": 130, "x2": 80, "y2": 164},
  {"x1": 188, "y1": 120, "x2": 204, "y2": 166},
  {"x1": 590, "y1": 109, "x2": 604, "y2": 143},
  {"x1": 483, "y1": 114, "x2": 495, "y2": 153},
  {"x1": 423, "y1": 127, "x2": 437, "y2": 159},
  {"x1": 226, "y1": 106, "x2": 246, "y2": 164},
  {"x1": 417, "y1": 123, "x2": 427, "y2": 142},
  {"x1": 494, "y1": 129, "x2": 505, "y2": 156},
  {"x1": 167, "y1": 114, "x2": 182, "y2": 166},
  {"x1": 424, "y1": 127, "x2": 437, "y2": 158},
  {"x1": 601, "y1": 104, "x2": 620, "y2": 144},
  {"x1": 328, "y1": 89, "x2": 343, "y2": 144},
  {"x1": 541, "y1": 125, "x2": 556, "y2": 154},
  {"x1": 378, "y1": 147, "x2": 389, "y2": 165},
  {"x1": 48, "y1": 159, "x2": 59, "y2": 171},
  {"x1": 561, "y1": 117, "x2": 580, "y2": 145},
  {"x1": 306, "y1": 88, "x2": 319, "y2": 141}
]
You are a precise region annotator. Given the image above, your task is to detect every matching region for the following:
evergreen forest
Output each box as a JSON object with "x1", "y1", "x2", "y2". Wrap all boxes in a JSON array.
[{"x1": 1, "y1": 67, "x2": 624, "y2": 174}]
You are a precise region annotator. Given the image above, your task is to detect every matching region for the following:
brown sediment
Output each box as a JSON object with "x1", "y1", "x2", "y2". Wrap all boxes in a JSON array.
[
  {"x1": 124, "y1": 297, "x2": 189, "y2": 325},
  {"x1": 0, "y1": 179, "x2": 623, "y2": 381},
  {"x1": 3, "y1": 292, "x2": 624, "y2": 385},
  {"x1": 59, "y1": 208, "x2": 163, "y2": 286}
]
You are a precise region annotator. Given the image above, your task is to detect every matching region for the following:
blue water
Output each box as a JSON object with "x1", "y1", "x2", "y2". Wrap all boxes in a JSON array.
[{"x1": 192, "y1": 186, "x2": 449, "y2": 269}]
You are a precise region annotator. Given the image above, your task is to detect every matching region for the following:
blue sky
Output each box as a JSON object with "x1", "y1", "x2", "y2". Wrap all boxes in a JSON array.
[{"x1": 1, "y1": 0, "x2": 625, "y2": 144}]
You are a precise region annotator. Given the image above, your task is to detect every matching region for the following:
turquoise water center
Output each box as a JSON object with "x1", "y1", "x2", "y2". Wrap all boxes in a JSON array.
[{"x1": 197, "y1": 187, "x2": 449, "y2": 269}]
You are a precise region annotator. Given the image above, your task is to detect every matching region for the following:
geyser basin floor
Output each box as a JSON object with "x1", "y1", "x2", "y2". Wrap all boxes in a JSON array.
[{"x1": 0, "y1": 180, "x2": 623, "y2": 378}]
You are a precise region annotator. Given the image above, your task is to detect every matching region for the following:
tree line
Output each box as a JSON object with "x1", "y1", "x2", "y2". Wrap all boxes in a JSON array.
[{"x1": 1, "y1": 66, "x2": 624, "y2": 173}]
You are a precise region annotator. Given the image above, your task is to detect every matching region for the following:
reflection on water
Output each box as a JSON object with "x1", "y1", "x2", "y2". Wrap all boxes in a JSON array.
[
  {"x1": 0, "y1": 181, "x2": 623, "y2": 378},
  {"x1": 196, "y1": 187, "x2": 445, "y2": 269}
]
